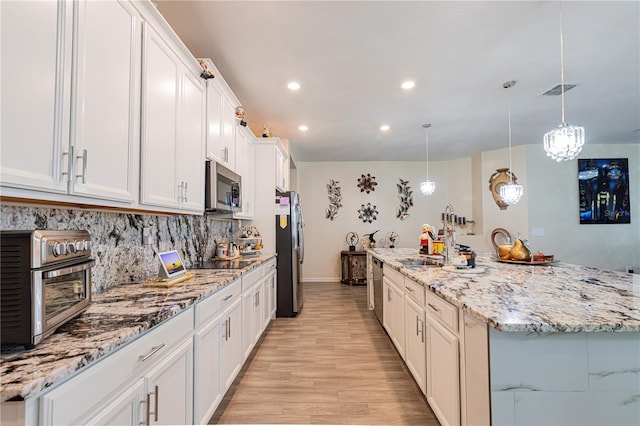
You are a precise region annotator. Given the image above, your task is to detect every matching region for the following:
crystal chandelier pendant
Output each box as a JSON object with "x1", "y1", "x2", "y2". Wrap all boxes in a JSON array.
[
  {"x1": 543, "y1": 122, "x2": 585, "y2": 162},
  {"x1": 499, "y1": 181, "x2": 524, "y2": 205},
  {"x1": 420, "y1": 180, "x2": 436, "y2": 196}
]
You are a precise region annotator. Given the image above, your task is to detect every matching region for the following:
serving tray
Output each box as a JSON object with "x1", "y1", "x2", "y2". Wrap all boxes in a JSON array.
[{"x1": 496, "y1": 258, "x2": 557, "y2": 265}]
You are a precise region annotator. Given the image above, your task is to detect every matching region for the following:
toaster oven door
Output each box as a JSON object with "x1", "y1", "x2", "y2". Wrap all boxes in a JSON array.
[{"x1": 33, "y1": 259, "x2": 93, "y2": 344}]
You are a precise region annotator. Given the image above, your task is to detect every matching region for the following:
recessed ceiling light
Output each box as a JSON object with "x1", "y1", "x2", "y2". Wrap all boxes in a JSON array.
[
  {"x1": 380, "y1": 125, "x2": 390, "y2": 132},
  {"x1": 401, "y1": 81, "x2": 415, "y2": 90},
  {"x1": 287, "y1": 81, "x2": 301, "y2": 90},
  {"x1": 298, "y1": 125, "x2": 308, "y2": 132}
]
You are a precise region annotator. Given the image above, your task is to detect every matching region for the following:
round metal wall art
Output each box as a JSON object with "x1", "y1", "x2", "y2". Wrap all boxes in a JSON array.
[
  {"x1": 357, "y1": 174, "x2": 377, "y2": 193},
  {"x1": 325, "y1": 179, "x2": 342, "y2": 220},
  {"x1": 358, "y1": 203, "x2": 378, "y2": 223},
  {"x1": 396, "y1": 178, "x2": 413, "y2": 220}
]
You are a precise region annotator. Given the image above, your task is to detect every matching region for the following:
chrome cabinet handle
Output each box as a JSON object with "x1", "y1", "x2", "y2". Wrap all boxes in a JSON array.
[
  {"x1": 76, "y1": 149, "x2": 87, "y2": 184},
  {"x1": 428, "y1": 303, "x2": 439, "y2": 312},
  {"x1": 222, "y1": 294, "x2": 233, "y2": 303},
  {"x1": 405, "y1": 286, "x2": 414, "y2": 292},
  {"x1": 183, "y1": 181, "x2": 188, "y2": 203},
  {"x1": 146, "y1": 385, "x2": 159, "y2": 424},
  {"x1": 61, "y1": 150, "x2": 70, "y2": 179},
  {"x1": 139, "y1": 343, "x2": 165, "y2": 362}
]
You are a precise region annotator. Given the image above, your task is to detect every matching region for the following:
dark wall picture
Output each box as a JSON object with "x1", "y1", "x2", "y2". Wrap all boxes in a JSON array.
[{"x1": 578, "y1": 158, "x2": 631, "y2": 224}]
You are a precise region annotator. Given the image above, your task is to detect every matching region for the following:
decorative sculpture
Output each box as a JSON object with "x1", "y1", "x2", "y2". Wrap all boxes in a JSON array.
[
  {"x1": 488, "y1": 168, "x2": 520, "y2": 210},
  {"x1": 357, "y1": 174, "x2": 378, "y2": 193},
  {"x1": 326, "y1": 179, "x2": 342, "y2": 220},
  {"x1": 358, "y1": 203, "x2": 378, "y2": 223},
  {"x1": 346, "y1": 232, "x2": 359, "y2": 251},
  {"x1": 396, "y1": 178, "x2": 413, "y2": 220}
]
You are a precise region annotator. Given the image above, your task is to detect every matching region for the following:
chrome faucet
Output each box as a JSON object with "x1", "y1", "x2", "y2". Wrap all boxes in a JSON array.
[{"x1": 442, "y1": 203, "x2": 456, "y2": 265}]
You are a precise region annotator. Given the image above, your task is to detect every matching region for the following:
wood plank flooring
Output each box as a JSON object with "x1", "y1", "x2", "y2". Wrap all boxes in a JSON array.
[{"x1": 209, "y1": 282, "x2": 439, "y2": 425}]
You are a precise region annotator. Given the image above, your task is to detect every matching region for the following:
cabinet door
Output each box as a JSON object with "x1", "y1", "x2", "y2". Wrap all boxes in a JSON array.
[
  {"x1": 85, "y1": 378, "x2": 145, "y2": 426},
  {"x1": 265, "y1": 270, "x2": 277, "y2": 319},
  {"x1": 194, "y1": 311, "x2": 223, "y2": 425},
  {"x1": 275, "y1": 146, "x2": 285, "y2": 191},
  {"x1": 242, "y1": 287, "x2": 256, "y2": 360},
  {"x1": 404, "y1": 297, "x2": 426, "y2": 394},
  {"x1": 383, "y1": 277, "x2": 405, "y2": 358},
  {"x1": 140, "y1": 23, "x2": 179, "y2": 208},
  {"x1": 427, "y1": 317, "x2": 461, "y2": 426},
  {"x1": 220, "y1": 94, "x2": 237, "y2": 170},
  {"x1": 205, "y1": 80, "x2": 225, "y2": 164},
  {"x1": 253, "y1": 281, "x2": 265, "y2": 342},
  {"x1": 145, "y1": 338, "x2": 193, "y2": 425},
  {"x1": 221, "y1": 297, "x2": 242, "y2": 391},
  {"x1": 177, "y1": 69, "x2": 205, "y2": 212},
  {"x1": 0, "y1": 0, "x2": 71, "y2": 193},
  {"x1": 70, "y1": 0, "x2": 140, "y2": 202}
]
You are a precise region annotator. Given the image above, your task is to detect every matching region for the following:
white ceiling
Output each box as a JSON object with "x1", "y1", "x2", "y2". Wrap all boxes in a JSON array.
[{"x1": 154, "y1": 1, "x2": 640, "y2": 162}]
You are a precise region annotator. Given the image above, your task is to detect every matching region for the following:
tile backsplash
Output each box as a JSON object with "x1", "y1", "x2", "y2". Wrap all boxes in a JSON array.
[{"x1": 0, "y1": 205, "x2": 238, "y2": 293}]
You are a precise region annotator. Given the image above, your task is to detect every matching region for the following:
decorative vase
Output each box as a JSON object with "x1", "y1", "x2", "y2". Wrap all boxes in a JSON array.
[{"x1": 489, "y1": 168, "x2": 519, "y2": 210}]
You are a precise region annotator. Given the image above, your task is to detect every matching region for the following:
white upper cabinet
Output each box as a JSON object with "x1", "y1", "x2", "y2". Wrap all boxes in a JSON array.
[
  {"x1": 1, "y1": 1, "x2": 72, "y2": 194},
  {"x1": 234, "y1": 126, "x2": 255, "y2": 219},
  {"x1": 177, "y1": 70, "x2": 206, "y2": 213},
  {"x1": 205, "y1": 77, "x2": 237, "y2": 171},
  {"x1": 70, "y1": 0, "x2": 141, "y2": 202},
  {"x1": 140, "y1": 23, "x2": 205, "y2": 213},
  {"x1": 1, "y1": 0, "x2": 141, "y2": 203}
]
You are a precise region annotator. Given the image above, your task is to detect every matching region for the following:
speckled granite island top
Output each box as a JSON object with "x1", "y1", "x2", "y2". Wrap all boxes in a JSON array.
[
  {"x1": 370, "y1": 248, "x2": 640, "y2": 334},
  {"x1": 0, "y1": 255, "x2": 276, "y2": 402}
]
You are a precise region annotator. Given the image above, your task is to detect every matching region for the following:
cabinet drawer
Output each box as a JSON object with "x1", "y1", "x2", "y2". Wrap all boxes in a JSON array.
[
  {"x1": 426, "y1": 291, "x2": 458, "y2": 334},
  {"x1": 241, "y1": 266, "x2": 262, "y2": 291},
  {"x1": 404, "y1": 277, "x2": 425, "y2": 306},
  {"x1": 264, "y1": 258, "x2": 277, "y2": 275},
  {"x1": 196, "y1": 278, "x2": 241, "y2": 327},
  {"x1": 39, "y1": 307, "x2": 194, "y2": 425},
  {"x1": 384, "y1": 267, "x2": 405, "y2": 289}
]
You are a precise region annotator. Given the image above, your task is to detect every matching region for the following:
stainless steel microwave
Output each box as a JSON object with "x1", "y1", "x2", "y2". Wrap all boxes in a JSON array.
[{"x1": 205, "y1": 160, "x2": 241, "y2": 213}]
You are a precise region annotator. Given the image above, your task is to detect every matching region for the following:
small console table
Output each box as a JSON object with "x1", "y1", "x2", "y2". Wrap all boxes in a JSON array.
[{"x1": 340, "y1": 250, "x2": 367, "y2": 285}]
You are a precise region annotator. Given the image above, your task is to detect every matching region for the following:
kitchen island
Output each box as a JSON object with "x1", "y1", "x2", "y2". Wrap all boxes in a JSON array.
[
  {"x1": 0, "y1": 254, "x2": 277, "y2": 425},
  {"x1": 369, "y1": 248, "x2": 640, "y2": 426}
]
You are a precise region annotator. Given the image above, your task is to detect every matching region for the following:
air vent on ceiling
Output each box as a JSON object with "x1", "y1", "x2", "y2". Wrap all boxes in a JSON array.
[{"x1": 541, "y1": 84, "x2": 578, "y2": 96}]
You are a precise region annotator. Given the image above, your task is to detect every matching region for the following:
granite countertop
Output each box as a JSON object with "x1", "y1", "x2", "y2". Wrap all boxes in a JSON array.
[
  {"x1": 370, "y1": 248, "x2": 640, "y2": 334},
  {"x1": 0, "y1": 254, "x2": 276, "y2": 402}
]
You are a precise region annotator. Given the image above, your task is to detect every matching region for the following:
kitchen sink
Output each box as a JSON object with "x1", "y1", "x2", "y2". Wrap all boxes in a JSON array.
[{"x1": 396, "y1": 258, "x2": 442, "y2": 268}]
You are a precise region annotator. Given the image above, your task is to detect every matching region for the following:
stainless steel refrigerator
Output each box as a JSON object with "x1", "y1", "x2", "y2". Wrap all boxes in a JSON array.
[{"x1": 275, "y1": 191, "x2": 304, "y2": 317}]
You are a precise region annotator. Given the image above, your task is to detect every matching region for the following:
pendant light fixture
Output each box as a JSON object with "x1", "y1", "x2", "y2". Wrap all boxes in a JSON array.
[
  {"x1": 420, "y1": 124, "x2": 436, "y2": 196},
  {"x1": 499, "y1": 81, "x2": 524, "y2": 206},
  {"x1": 543, "y1": 2, "x2": 585, "y2": 161}
]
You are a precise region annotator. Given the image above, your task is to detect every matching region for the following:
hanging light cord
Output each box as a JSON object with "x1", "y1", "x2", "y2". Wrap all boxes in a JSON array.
[
  {"x1": 508, "y1": 104, "x2": 513, "y2": 183},
  {"x1": 559, "y1": 2, "x2": 566, "y2": 123},
  {"x1": 425, "y1": 129, "x2": 430, "y2": 179}
]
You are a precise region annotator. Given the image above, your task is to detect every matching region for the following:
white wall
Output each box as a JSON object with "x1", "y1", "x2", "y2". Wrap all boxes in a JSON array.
[
  {"x1": 297, "y1": 143, "x2": 639, "y2": 281},
  {"x1": 297, "y1": 161, "x2": 452, "y2": 282},
  {"x1": 526, "y1": 143, "x2": 639, "y2": 272}
]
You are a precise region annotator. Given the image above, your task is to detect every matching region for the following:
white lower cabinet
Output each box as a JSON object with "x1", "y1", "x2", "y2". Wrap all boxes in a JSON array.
[
  {"x1": 145, "y1": 339, "x2": 193, "y2": 425},
  {"x1": 426, "y1": 292, "x2": 461, "y2": 426},
  {"x1": 193, "y1": 310, "x2": 223, "y2": 424},
  {"x1": 23, "y1": 262, "x2": 277, "y2": 426},
  {"x1": 404, "y1": 296, "x2": 426, "y2": 394},
  {"x1": 263, "y1": 260, "x2": 278, "y2": 322},
  {"x1": 382, "y1": 275, "x2": 405, "y2": 358},
  {"x1": 39, "y1": 308, "x2": 194, "y2": 426},
  {"x1": 84, "y1": 378, "x2": 145, "y2": 426},
  {"x1": 220, "y1": 294, "x2": 243, "y2": 392}
]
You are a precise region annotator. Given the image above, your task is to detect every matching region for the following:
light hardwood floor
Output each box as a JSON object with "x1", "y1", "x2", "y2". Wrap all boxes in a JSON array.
[{"x1": 209, "y1": 282, "x2": 439, "y2": 425}]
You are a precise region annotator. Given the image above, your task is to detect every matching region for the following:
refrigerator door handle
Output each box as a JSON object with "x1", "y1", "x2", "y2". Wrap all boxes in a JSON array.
[{"x1": 298, "y1": 210, "x2": 305, "y2": 264}]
